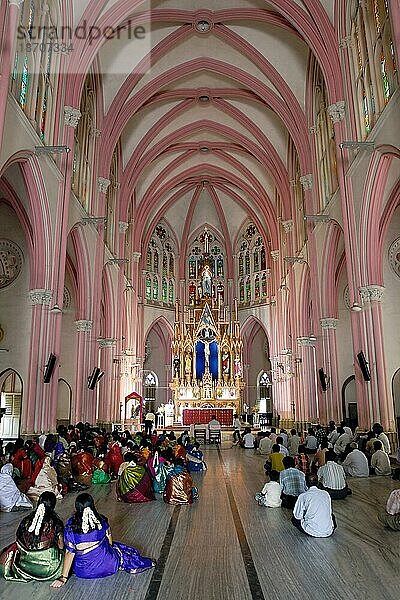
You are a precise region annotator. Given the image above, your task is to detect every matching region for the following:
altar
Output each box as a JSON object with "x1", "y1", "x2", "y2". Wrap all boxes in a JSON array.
[
  {"x1": 169, "y1": 227, "x2": 244, "y2": 423},
  {"x1": 182, "y1": 408, "x2": 234, "y2": 426}
]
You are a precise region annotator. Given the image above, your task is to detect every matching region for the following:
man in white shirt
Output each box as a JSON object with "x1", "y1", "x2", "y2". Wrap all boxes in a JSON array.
[
  {"x1": 372, "y1": 423, "x2": 391, "y2": 455},
  {"x1": 242, "y1": 427, "x2": 255, "y2": 449},
  {"x1": 317, "y1": 450, "x2": 352, "y2": 499},
  {"x1": 276, "y1": 436, "x2": 289, "y2": 456},
  {"x1": 258, "y1": 433, "x2": 273, "y2": 456},
  {"x1": 292, "y1": 474, "x2": 336, "y2": 537},
  {"x1": 288, "y1": 429, "x2": 300, "y2": 457},
  {"x1": 370, "y1": 440, "x2": 391, "y2": 476},
  {"x1": 341, "y1": 446, "x2": 369, "y2": 477},
  {"x1": 233, "y1": 414, "x2": 241, "y2": 444},
  {"x1": 255, "y1": 469, "x2": 282, "y2": 507}
]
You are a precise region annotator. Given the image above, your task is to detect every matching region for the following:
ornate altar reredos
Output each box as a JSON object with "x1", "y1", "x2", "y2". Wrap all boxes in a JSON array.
[{"x1": 170, "y1": 230, "x2": 244, "y2": 425}]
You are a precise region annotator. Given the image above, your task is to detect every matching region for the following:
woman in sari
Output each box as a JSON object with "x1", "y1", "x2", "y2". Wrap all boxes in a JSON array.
[
  {"x1": 71, "y1": 443, "x2": 95, "y2": 486},
  {"x1": 0, "y1": 464, "x2": 32, "y2": 512},
  {"x1": 0, "y1": 491, "x2": 64, "y2": 582},
  {"x1": 105, "y1": 433, "x2": 124, "y2": 477},
  {"x1": 27, "y1": 456, "x2": 63, "y2": 501},
  {"x1": 50, "y1": 493, "x2": 155, "y2": 587},
  {"x1": 11, "y1": 439, "x2": 32, "y2": 482},
  {"x1": 163, "y1": 459, "x2": 198, "y2": 505},
  {"x1": 186, "y1": 442, "x2": 207, "y2": 472},
  {"x1": 116, "y1": 453, "x2": 155, "y2": 503}
]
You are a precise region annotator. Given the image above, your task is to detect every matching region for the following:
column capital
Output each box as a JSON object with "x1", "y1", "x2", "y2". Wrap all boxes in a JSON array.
[
  {"x1": 300, "y1": 174, "x2": 313, "y2": 191},
  {"x1": 328, "y1": 101, "x2": 346, "y2": 123},
  {"x1": 64, "y1": 106, "x2": 82, "y2": 128},
  {"x1": 98, "y1": 338, "x2": 117, "y2": 348},
  {"x1": 8, "y1": 0, "x2": 24, "y2": 6},
  {"x1": 297, "y1": 336, "x2": 315, "y2": 347},
  {"x1": 281, "y1": 219, "x2": 294, "y2": 234},
  {"x1": 132, "y1": 252, "x2": 141, "y2": 263},
  {"x1": 359, "y1": 285, "x2": 385, "y2": 302},
  {"x1": 339, "y1": 35, "x2": 355, "y2": 49},
  {"x1": 271, "y1": 250, "x2": 280, "y2": 261},
  {"x1": 119, "y1": 221, "x2": 129, "y2": 234},
  {"x1": 29, "y1": 289, "x2": 52, "y2": 305},
  {"x1": 320, "y1": 317, "x2": 339, "y2": 329},
  {"x1": 98, "y1": 177, "x2": 111, "y2": 194},
  {"x1": 309, "y1": 124, "x2": 319, "y2": 134},
  {"x1": 75, "y1": 319, "x2": 93, "y2": 332}
]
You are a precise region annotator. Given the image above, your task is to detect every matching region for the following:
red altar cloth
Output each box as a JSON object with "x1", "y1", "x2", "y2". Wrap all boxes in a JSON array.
[{"x1": 182, "y1": 408, "x2": 234, "y2": 426}]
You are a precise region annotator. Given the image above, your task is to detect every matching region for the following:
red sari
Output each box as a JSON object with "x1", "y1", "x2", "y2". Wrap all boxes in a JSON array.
[
  {"x1": 71, "y1": 451, "x2": 94, "y2": 485},
  {"x1": 11, "y1": 449, "x2": 32, "y2": 480},
  {"x1": 105, "y1": 442, "x2": 123, "y2": 476}
]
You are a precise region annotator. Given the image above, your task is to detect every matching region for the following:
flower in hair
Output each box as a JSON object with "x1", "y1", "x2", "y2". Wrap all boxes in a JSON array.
[{"x1": 28, "y1": 502, "x2": 46, "y2": 536}]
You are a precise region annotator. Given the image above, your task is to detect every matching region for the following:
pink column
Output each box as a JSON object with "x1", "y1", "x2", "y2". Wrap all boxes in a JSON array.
[
  {"x1": 23, "y1": 290, "x2": 53, "y2": 434},
  {"x1": 320, "y1": 318, "x2": 340, "y2": 424},
  {"x1": 73, "y1": 320, "x2": 94, "y2": 423},
  {"x1": 0, "y1": 0, "x2": 23, "y2": 150},
  {"x1": 297, "y1": 337, "x2": 318, "y2": 423},
  {"x1": 98, "y1": 339, "x2": 117, "y2": 425}
]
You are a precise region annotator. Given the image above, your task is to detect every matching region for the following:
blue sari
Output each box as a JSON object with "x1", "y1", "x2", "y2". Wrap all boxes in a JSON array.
[{"x1": 64, "y1": 517, "x2": 154, "y2": 579}]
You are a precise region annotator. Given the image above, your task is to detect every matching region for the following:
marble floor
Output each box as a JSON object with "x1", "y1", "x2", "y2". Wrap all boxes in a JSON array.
[{"x1": 0, "y1": 444, "x2": 399, "y2": 600}]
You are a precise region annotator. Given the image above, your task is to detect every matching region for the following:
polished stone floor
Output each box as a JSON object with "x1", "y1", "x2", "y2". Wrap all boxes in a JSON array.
[{"x1": 0, "y1": 444, "x2": 399, "y2": 600}]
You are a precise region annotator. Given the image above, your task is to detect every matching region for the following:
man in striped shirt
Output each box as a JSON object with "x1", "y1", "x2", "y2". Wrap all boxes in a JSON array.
[
  {"x1": 279, "y1": 456, "x2": 307, "y2": 508},
  {"x1": 317, "y1": 450, "x2": 352, "y2": 499},
  {"x1": 378, "y1": 489, "x2": 400, "y2": 530}
]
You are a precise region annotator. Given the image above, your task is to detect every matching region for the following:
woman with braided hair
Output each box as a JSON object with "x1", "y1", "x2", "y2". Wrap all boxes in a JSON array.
[
  {"x1": 51, "y1": 493, "x2": 155, "y2": 587},
  {"x1": 0, "y1": 491, "x2": 64, "y2": 581}
]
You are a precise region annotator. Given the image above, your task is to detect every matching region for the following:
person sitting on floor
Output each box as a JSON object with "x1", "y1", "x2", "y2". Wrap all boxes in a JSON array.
[
  {"x1": 287, "y1": 429, "x2": 300, "y2": 457},
  {"x1": 312, "y1": 439, "x2": 329, "y2": 473},
  {"x1": 317, "y1": 449, "x2": 352, "y2": 499},
  {"x1": 372, "y1": 423, "x2": 391, "y2": 455},
  {"x1": 186, "y1": 442, "x2": 207, "y2": 472},
  {"x1": 116, "y1": 452, "x2": 155, "y2": 503},
  {"x1": 378, "y1": 488, "x2": 400, "y2": 530},
  {"x1": 304, "y1": 429, "x2": 318, "y2": 455},
  {"x1": 0, "y1": 491, "x2": 64, "y2": 582},
  {"x1": 292, "y1": 473, "x2": 336, "y2": 537},
  {"x1": 27, "y1": 456, "x2": 63, "y2": 501},
  {"x1": 370, "y1": 440, "x2": 391, "y2": 476},
  {"x1": 294, "y1": 445, "x2": 311, "y2": 475},
  {"x1": 163, "y1": 458, "x2": 198, "y2": 505},
  {"x1": 254, "y1": 470, "x2": 282, "y2": 508},
  {"x1": 0, "y1": 464, "x2": 32, "y2": 513},
  {"x1": 241, "y1": 427, "x2": 255, "y2": 449},
  {"x1": 333, "y1": 427, "x2": 352, "y2": 458},
  {"x1": 50, "y1": 493, "x2": 155, "y2": 587},
  {"x1": 279, "y1": 456, "x2": 307, "y2": 509},
  {"x1": 257, "y1": 432, "x2": 273, "y2": 456},
  {"x1": 265, "y1": 444, "x2": 285, "y2": 474},
  {"x1": 341, "y1": 443, "x2": 369, "y2": 478},
  {"x1": 276, "y1": 436, "x2": 288, "y2": 457}
]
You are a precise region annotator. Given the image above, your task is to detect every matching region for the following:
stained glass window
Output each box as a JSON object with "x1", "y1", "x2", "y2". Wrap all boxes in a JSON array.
[
  {"x1": 162, "y1": 278, "x2": 167, "y2": 303},
  {"x1": 255, "y1": 276, "x2": 260, "y2": 300},
  {"x1": 239, "y1": 279, "x2": 245, "y2": 303},
  {"x1": 169, "y1": 255, "x2": 174, "y2": 277},
  {"x1": 168, "y1": 281, "x2": 174, "y2": 304},
  {"x1": 28, "y1": 0, "x2": 35, "y2": 38},
  {"x1": 363, "y1": 91, "x2": 370, "y2": 133},
  {"x1": 162, "y1": 253, "x2": 167, "y2": 276},
  {"x1": 262, "y1": 273, "x2": 268, "y2": 297},
  {"x1": 19, "y1": 56, "x2": 28, "y2": 109},
  {"x1": 245, "y1": 252, "x2": 250, "y2": 275},
  {"x1": 381, "y1": 51, "x2": 390, "y2": 102},
  {"x1": 146, "y1": 250, "x2": 152, "y2": 271},
  {"x1": 209, "y1": 256, "x2": 215, "y2": 277},
  {"x1": 254, "y1": 251, "x2": 259, "y2": 272},
  {"x1": 145, "y1": 275, "x2": 152, "y2": 300},
  {"x1": 246, "y1": 278, "x2": 251, "y2": 303},
  {"x1": 153, "y1": 277, "x2": 159, "y2": 301},
  {"x1": 239, "y1": 254, "x2": 244, "y2": 277},
  {"x1": 154, "y1": 251, "x2": 159, "y2": 272},
  {"x1": 217, "y1": 256, "x2": 224, "y2": 277},
  {"x1": 261, "y1": 248, "x2": 266, "y2": 271},
  {"x1": 189, "y1": 257, "x2": 196, "y2": 278}
]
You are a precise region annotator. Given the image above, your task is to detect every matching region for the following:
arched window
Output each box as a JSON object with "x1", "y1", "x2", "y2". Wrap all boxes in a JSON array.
[
  {"x1": 237, "y1": 223, "x2": 268, "y2": 306},
  {"x1": 72, "y1": 73, "x2": 97, "y2": 211},
  {"x1": 162, "y1": 278, "x2": 168, "y2": 303},
  {"x1": 258, "y1": 371, "x2": 272, "y2": 413},
  {"x1": 350, "y1": 1, "x2": 397, "y2": 139},
  {"x1": 11, "y1": 0, "x2": 58, "y2": 142},
  {"x1": 217, "y1": 255, "x2": 224, "y2": 277},
  {"x1": 186, "y1": 232, "x2": 226, "y2": 304},
  {"x1": 254, "y1": 250, "x2": 259, "y2": 272},
  {"x1": 145, "y1": 275, "x2": 152, "y2": 300},
  {"x1": 153, "y1": 276, "x2": 159, "y2": 301},
  {"x1": 144, "y1": 372, "x2": 157, "y2": 410},
  {"x1": 239, "y1": 254, "x2": 244, "y2": 276},
  {"x1": 255, "y1": 275, "x2": 260, "y2": 300},
  {"x1": 145, "y1": 224, "x2": 176, "y2": 306}
]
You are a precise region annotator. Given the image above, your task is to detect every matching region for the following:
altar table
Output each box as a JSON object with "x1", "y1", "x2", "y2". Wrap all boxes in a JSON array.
[{"x1": 182, "y1": 408, "x2": 234, "y2": 426}]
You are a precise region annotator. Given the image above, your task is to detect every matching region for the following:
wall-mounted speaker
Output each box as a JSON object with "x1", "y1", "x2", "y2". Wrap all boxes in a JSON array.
[
  {"x1": 318, "y1": 368, "x2": 327, "y2": 392},
  {"x1": 357, "y1": 351, "x2": 371, "y2": 381},
  {"x1": 88, "y1": 367, "x2": 105, "y2": 390},
  {"x1": 43, "y1": 353, "x2": 57, "y2": 383}
]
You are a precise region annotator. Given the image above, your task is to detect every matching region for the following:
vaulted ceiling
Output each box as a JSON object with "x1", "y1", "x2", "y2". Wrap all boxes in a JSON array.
[{"x1": 72, "y1": 0, "x2": 339, "y2": 262}]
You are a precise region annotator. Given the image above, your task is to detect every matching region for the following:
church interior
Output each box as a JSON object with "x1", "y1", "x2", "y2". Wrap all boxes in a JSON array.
[{"x1": 0, "y1": 1, "x2": 400, "y2": 598}]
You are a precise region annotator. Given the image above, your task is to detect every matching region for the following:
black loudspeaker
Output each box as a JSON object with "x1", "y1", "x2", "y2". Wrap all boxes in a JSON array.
[
  {"x1": 357, "y1": 351, "x2": 371, "y2": 381},
  {"x1": 43, "y1": 353, "x2": 57, "y2": 383},
  {"x1": 88, "y1": 367, "x2": 105, "y2": 390},
  {"x1": 318, "y1": 368, "x2": 327, "y2": 392}
]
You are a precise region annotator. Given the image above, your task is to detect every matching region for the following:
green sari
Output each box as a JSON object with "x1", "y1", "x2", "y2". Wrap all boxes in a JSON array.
[{"x1": 1, "y1": 542, "x2": 64, "y2": 582}]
